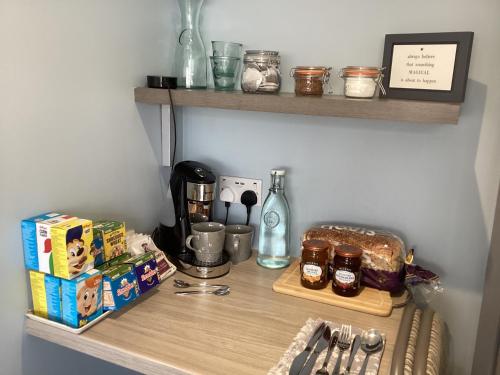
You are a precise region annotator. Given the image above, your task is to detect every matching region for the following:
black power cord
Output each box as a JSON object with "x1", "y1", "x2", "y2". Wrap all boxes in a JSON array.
[
  {"x1": 224, "y1": 201, "x2": 231, "y2": 225},
  {"x1": 241, "y1": 190, "x2": 258, "y2": 226},
  {"x1": 166, "y1": 86, "x2": 177, "y2": 167}
]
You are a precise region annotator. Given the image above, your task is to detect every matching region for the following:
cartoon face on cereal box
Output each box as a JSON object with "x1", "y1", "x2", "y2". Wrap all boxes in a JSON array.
[
  {"x1": 51, "y1": 219, "x2": 94, "y2": 279},
  {"x1": 77, "y1": 278, "x2": 101, "y2": 318},
  {"x1": 61, "y1": 269, "x2": 103, "y2": 328}
]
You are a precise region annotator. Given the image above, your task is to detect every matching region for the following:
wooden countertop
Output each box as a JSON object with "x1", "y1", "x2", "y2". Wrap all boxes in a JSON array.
[{"x1": 25, "y1": 255, "x2": 403, "y2": 375}]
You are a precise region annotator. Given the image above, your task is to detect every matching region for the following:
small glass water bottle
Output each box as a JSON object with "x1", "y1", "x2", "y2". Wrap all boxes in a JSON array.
[{"x1": 257, "y1": 169, "x2": 291, "y2": 269}]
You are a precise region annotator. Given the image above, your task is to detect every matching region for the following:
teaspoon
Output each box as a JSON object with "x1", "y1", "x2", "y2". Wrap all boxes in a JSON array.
[
  {"x1": 174, "y1": 279, "x2": 229, "y2": 289},
  {"x1": 358, "y1": 329, "x2": 384, "y2": 375},
  {"x1": 175, "y1": 286, "x2": 230, "y2": 296}
]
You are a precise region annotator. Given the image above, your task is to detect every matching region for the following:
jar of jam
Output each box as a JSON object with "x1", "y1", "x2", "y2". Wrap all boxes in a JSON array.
[
  {"x1": 291, "y1": 66, "x2": 331, "y2": 96},
  {"x1": 332, "y1": 244, "x2": 363, "y2": 297},
  {"x1": 301, "y1": 239, "x2": 330, "y2": 289}
]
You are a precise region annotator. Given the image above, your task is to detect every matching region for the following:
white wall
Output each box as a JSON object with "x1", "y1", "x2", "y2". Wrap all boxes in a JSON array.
[
  {"x1": 179, "y1": 0, "x2": 500, "y2": 374},
  {"x1": 0, "y1": 1, "x2": 173, "y2": 374}
]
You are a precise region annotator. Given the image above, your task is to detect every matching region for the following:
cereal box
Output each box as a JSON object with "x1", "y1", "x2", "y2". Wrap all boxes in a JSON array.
[
  {"x1": 92, "y1": 221, "x2": 127, "y2": 267},
  {"x1": 29, "y1": 270, "x2": 62, "y2": 322},
  {"x1": 51, "y1": 219, "x2": 94, "y2": 279},
  {"x1": 99, "y1": 263, "x2": 139, "y2": 311},
  {"x1": 61, "y1": 269, "x2": 103, "y2": 328},
  {"x1": 98, "y1": 253, "x2": 131, "y2": 270},
  {"x1": 36, "y1": 215, "x2": 77, "y2": 274},
  {"x1": 127, "y1": 253, "x2": 160, "y2": 294},
  {"x1": 21, "y1": 213, "x2": 62, "y2": 270},
  {"x1": 151, "y1": 249, "x2": 176, "y2": 282}
]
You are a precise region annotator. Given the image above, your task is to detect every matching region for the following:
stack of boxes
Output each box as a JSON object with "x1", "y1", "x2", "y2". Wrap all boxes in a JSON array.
[{"x1": 22, "y1": 213, "x2": 165, "y2": 329}]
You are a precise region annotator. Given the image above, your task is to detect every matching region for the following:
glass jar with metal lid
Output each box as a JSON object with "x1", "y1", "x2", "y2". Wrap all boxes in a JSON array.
[
  {"x1": 241, "y1": 50, "x2": 281, "y2": 94},
  {"x1": 332, "y1": 244, "x2": 363, "y2": 297},
  {"x1": 291, "y1": 66, "x2": 331, "y2": 96},
  {"x1": 340, "y1": 66, "x2": 386, "y2": 99},
  {"x1": 301, "y1": 239, "x2": 330, "y2": 289}
]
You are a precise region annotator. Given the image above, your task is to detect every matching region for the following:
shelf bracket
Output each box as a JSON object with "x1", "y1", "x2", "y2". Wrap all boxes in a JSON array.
[{"x1": 161, "y1": 104, "x2": 171, "y2": 167}]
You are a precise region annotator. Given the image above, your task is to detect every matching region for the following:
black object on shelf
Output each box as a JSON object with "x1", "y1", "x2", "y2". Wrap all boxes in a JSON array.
[{"x1": 147, "y1": 75, "x2": 178, "y2": 89}]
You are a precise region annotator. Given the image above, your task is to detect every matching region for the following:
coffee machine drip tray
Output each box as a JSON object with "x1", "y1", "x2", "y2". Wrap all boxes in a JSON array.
[{"x1": 176, "y1": 251, "x2": 231, "y2": 279}]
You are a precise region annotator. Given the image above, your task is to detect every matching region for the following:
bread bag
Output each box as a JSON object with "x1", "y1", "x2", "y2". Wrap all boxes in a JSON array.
[{"x1": 303, "y1": 224, "x2": 406, "y2": 292}]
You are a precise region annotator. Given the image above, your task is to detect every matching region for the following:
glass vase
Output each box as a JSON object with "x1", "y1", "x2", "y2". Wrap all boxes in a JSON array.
[{"x1": 174, "y1": 0, "x2": 207, "y2": 89}]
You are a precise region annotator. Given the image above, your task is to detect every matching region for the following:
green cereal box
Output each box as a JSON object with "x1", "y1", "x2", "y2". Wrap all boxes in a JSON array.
[
  {"x1": 92, "y1": 221, "x2": 126, "y2": 266},
  {"x1": 51, "y1": 219, "x2": 94, "y2": 279}
]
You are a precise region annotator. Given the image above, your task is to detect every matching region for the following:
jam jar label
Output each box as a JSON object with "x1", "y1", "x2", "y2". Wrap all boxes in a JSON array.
[
  {"x1": 302, "y1": 263, "x2": 322, "y2": 283},
  {"x1": 335, "y1": 269, "x2": 356, "y2": 286}
]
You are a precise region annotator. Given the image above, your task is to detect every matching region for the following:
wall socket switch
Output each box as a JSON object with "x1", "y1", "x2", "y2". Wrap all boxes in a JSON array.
[{"x1": 219, "y1": 176, "x2": 263, "y2": 206}]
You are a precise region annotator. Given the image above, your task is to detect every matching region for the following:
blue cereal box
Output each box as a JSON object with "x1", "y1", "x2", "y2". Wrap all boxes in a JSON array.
[
  {"x1": 99, "y1": 263, "x2": 139, "y2": 311},
  {"x1": 61, "y1": 269, "x2": 103, "y2": 328},
  {"x1": 29, "y1": 270, "x2": 62, "y2": 322},
  {"x1": 21, "y1": 212, "x2": 62, "y2": 270},
  {"x1": 127, "y1": 253, "x2": 160, "y2": 294}
]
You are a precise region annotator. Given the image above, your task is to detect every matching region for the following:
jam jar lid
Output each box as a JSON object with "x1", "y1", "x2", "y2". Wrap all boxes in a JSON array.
[
  {"x1": 292, "y1": 66, "x2": 331, "y2": 78},
  {"x1": 342, "y1": 66, "x2": 382, "y2": 78},
  {"x1": 303, "y1": 239, "x2": 330, "y2": 252},
  {"x1": 335, "y1": 244, "x2": 363, "y2": 258}
]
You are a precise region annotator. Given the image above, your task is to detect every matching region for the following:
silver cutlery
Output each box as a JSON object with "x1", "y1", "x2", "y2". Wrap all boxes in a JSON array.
[
  {"x1": 358, "y1": 329, "x2": 384, "y2": 375},
  {"x1": 174, "y1": 279, "x2": 229, "y2": 289},
  {"x1": 174, "y1": 286, "x2": 230, "y2": 296},
  {"x1": 299, "y1": 326, "x2": 331, "y2": 375},
  {"x1": 332, "y1": 325, "x2": 352, "y2": 375},
  {"x1": 315, "y1": 330, "x2": 339, "y2": 375},
  {"x1": 289, "y1": 322, "x2": 327, "y2": 375},
  {"x1": 343, "y1": 334, "x2": 361, "y2": 375}
]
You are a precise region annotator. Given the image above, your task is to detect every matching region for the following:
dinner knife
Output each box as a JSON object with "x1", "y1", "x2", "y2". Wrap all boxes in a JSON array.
[
  {"x1": 298, "y1": 326, "x2": 331, "y2": 375},
  {"x1": 344, "y1": 334, "x2": 361, "y2": 375},
  {"x1": 289, "y1": 322, "x2": 327, "y2": 375}
]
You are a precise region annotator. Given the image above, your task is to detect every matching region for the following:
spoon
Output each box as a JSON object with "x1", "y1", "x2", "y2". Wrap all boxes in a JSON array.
[
  {"x1": 174, "y1": 279, "x2": 229, "y2": 289},
  {"x1": 175, "y1": 286, "x2": 230, "y2": 296},
  {"x1": 358, "y1": 329, "x2": 384, "y2": 375}
]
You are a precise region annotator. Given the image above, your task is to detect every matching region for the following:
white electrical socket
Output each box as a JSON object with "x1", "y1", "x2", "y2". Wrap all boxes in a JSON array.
[{"x1": 219, "y1": 176, "x2": 263, "y2": 206}]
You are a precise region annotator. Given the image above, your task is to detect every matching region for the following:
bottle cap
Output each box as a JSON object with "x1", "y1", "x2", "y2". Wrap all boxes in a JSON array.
[{"x1": 271, "y1": 169, "x2": 286, "y2": 176}]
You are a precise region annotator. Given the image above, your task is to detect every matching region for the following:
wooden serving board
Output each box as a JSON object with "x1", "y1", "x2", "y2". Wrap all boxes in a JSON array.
[{"x1": 273, "y1": 260, "x2": 393, "y2": 317}]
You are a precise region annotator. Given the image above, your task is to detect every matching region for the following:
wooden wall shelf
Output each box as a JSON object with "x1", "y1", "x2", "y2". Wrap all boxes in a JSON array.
[{"x1": 135, "y1": 87, "x2": 461, "y2": 124}]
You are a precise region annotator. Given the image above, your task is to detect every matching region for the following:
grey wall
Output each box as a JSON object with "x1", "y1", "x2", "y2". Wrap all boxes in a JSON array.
[
  {"x1": 0, "y1": 1, "x2": 172, "y2": 374},
  {"x1": 179, "y1": 0, "x2": 500, "y2": 374}
]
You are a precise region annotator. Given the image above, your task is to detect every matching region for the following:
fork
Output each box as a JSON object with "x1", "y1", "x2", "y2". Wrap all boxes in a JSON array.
[{"x1": 332, "y1": 325, "x2": 352, "y2": 375}]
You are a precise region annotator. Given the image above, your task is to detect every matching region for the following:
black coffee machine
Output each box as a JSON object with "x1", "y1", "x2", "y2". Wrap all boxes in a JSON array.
[{"x1": 154, "y1": 161, "x2": 230, "y2": 278}]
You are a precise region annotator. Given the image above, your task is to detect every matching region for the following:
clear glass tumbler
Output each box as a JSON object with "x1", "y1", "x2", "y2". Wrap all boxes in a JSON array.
[
  {"x1": 211, "y1": 41, "x2": 243, "y2": 58},
  {"x1": 210, "y1": 56, "x2": 240, "y2": 91}
]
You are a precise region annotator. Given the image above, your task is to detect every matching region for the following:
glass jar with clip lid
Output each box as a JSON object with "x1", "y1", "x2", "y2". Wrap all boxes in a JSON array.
[
  {"x1": 241, "y1": 50, "x2": 281, "y2": 94},
  {"x1": 340, "y1": 66, "x2": 386, "y2": 99},
  {"x1": 291, "y1": 66, "x2": 332, "y2": 96}
]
